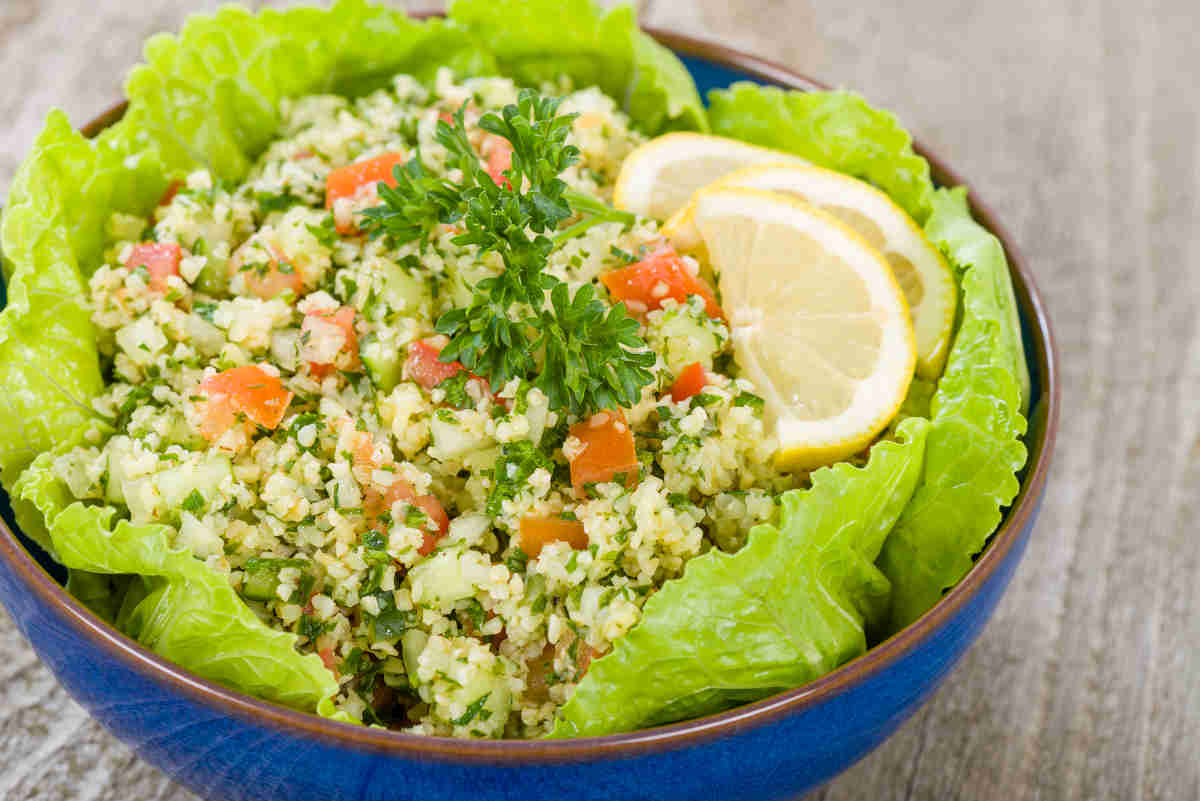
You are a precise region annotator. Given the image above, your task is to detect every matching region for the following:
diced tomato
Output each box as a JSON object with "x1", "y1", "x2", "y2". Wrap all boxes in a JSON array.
[
  {"x1": 568, "y1": 410, "x2": 639, "y2": 496},
  {"x1": 404, "y1": 338, "x2": 467, "y2": 391},
  {"x1": 600, "y1": 247, "x2": 725, "y2": 320},
  {"x1": 375, "y1": 479, "x2": 450, "y2": 556},
  {"x1": 668, "y1": 362, "x2": 708, "y2": 403},
  {"x1": 324, "y1": 151, "x2": 407, "y2": 234},
  {"x1": 229, "y1": 241, "x2": 306, "y2": 300},
  {"x1": 353, "y1": 429, "x2": 449, "y2": 555},
  {"x1": 482, "y1": 134, "x2": 513, "y2": 187},
  {"x1": 519, "y1": 516, "x2": 588, "y2": 559},
  {"x1": 198, "y1": 365, "x2": 293, "y2": 440},
  {"x1": 302, "y1": 306, "x2": 359, "y2": 379},
  {"x1": 124, "y1": 242, "x2": 182, "y2": 294},
  {"x1": 437, "y1": 111, "x2": 455, "y2": 126},
  {"x1": 158, "y1": 179, "x2": 182, "y2": 207},
  {"x1": 244, "y1": 260, "x2": 305, "y2": 300},
  {"x1": 318, "y1": 647, "x2": 338, "y2": 673}
]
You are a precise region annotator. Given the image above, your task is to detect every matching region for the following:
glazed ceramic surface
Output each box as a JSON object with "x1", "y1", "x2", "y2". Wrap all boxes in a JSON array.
[{"x1": 0, "y1": 29, "x2": 1057, "y2": 801}]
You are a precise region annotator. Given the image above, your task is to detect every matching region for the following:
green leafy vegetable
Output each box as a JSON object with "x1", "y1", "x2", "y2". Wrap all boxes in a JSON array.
[
  {"x1": 449, "y1": 0, "x2": 707, "y2": 134},
  {"x1": 0, "y1": 112, "x2": 162, "y2": 552},
  {"x1": 876, "y1": 189, "x2": 1029, "y2": 630},
  {"x1": 363, "y1": 91, "x2": 655, "y2": 416},
  {"x1": 707, "y1": 83, "x2": 935, "y2": 224},
  {"x1": 551, "y1": 418, "x2": 928, "y2": 737},
  {"x1": 15, "y1": 446, "x2": 338, "y2": 713}
]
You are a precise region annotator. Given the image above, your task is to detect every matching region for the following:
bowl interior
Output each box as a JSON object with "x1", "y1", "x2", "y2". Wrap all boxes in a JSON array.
[{"x1": 0, "y1": 31, "x2": 1055, "y2": 751}]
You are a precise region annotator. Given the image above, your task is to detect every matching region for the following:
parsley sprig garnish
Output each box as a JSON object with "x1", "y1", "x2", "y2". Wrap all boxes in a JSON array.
[{"x1": 361, "y1": 89, "x2": 653, "y2": 416}]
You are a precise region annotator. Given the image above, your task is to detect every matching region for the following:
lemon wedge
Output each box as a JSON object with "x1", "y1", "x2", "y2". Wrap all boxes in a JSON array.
[
  {"x1": 664, "y1": 163, "x2": 957, "y2": 379},
  {"x1": 612, "y1": 133, "x2": 809, "y2": 221},
  {"x1": 687, "y1": 186, "x2": 916, "y2": 470}
]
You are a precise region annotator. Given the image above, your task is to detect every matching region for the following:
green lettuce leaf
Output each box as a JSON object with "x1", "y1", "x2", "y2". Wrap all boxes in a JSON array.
[
  {"x1": 0, "y1": 112, "x2": 167, "y2": 549},
  {"x1": 551, "y1": 418, "x2": 928, "y2": 737},
  {"x1": 65, "y1": 569, "x2": 133, "y2": 623},
  {"x1": 120, "y1": 1, "x2": 493, "y2": 186},
  {"x1": 707, "y1": 82, "x2": 934, "y2": 223},
  {"x1": 449, "y1": 0, "x2": 707, "y2": 133},
  {"x1": 15, "y1": 447, "x2": 338, "y2": 712},
  {"x1": 877, "y1": 188, "x2": 1029, "y2": 630}
]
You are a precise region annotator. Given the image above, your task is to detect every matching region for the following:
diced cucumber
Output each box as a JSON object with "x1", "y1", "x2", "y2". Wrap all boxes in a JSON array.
[
  {"x1": 401, "y1": 628, "x2": 429, "y2": 685},
  {"x1": 115, "y1": 317, "x2": 168, "y2": 366},
  {"x1": 647, "y1": 296, "x2": 729, "y2": 377},
  {"x1": 186, "y1": 314, "x2": 226, "y2": 357},
  {"x1": 380, "y1": 261, "x2": 432, "y2": 319},
  {"x1": 241, "y1": 557, "x2": 309, "y2": 602},
  {"x1": 361, "y1": 332, "x2": 405, "y2": 393},
  {"x1": 408, "y1": 546, "x2": 475, "y2": 608},
  {"x1": 193, "y1": 255, "x2": 230, "y2": 296},
  {"x1": 122, "y1": 456, "x2": 232, "y2": 523},
  {"x1": 429, "y1": 412, "x2": 490, "y2": 461},
  {"x1": 158, "y1": 457, "x2": 231, "y2": 510},
  {"x1": 450, "y1": 665, "x2": 512, "y2": 733}
]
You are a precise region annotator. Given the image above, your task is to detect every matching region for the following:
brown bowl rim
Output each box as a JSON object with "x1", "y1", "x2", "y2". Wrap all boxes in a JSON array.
[{"x1": 3, "y1": 22, "x2": 1058, "y2": 763}]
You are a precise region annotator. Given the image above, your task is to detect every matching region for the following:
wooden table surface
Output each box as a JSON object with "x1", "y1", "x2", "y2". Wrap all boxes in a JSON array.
[{"x1": 2, "y1": 1, "x2": 1197, "y2": 799}]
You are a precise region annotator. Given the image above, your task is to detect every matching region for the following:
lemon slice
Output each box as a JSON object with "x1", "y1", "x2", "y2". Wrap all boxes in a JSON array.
[
  {"x1": 664, "y1": 163, "x2": 957, "y2": 379},
  {"x1": 689, "y1": 186, "x2": 916, "y2": 470},
  {"x1": 612, "y1": 133, "x2": 809, "y2": 220}
]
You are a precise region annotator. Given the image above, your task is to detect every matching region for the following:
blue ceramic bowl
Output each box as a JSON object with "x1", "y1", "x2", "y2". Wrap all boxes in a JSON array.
[{"x1": 0, "y1": 27, "x2": 1058, "y2": 801}]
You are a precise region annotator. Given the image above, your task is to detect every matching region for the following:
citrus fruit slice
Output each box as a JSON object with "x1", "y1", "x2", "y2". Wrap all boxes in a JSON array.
[
  {"x1": 664, "y1": 162, "x2": 956, "y2": 379},
  {"x1": 688, "y1": 186, "x2": 916, "y2": 470},
  {"x1": 612, "y1": 133, "x2": 808, "y2": 221}
]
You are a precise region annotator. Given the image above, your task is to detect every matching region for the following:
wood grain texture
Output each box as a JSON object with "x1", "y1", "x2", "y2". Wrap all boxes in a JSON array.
[{"x1": 1, "y1": 0, "x2": 1197, "y2": 799}]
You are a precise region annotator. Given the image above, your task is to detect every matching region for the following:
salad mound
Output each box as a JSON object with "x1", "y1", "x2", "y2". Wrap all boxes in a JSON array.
[{"x1": 0, "y1": 0, "x2": 1029, "y2": 739}]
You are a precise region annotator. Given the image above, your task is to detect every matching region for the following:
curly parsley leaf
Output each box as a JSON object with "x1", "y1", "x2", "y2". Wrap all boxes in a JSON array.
[{"x1": 361, "y1": 89, "x2": 653, "y2": 416}]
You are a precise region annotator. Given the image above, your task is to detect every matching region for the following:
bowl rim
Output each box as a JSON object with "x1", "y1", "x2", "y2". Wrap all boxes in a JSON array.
[{"x1": 1, "y1": 23, "x2": 1059, "y2": 763}]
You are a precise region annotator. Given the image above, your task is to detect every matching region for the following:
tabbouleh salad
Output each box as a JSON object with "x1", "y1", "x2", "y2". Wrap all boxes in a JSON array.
[
  {"x1": 50, "y1": 71, "x2": 792, "y2": 736},
  {"x1": 0, "y1": 0, "x2": 1030, "y2": 743}
]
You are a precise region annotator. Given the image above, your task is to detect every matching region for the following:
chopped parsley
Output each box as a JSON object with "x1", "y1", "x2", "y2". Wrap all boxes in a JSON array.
[
  {"x1": 505, "y1": 547, "x2": 529, "y2": 575},
  {"x1": 733, "y1": 392, "x2": 766, "y2": 411},
  {"x1": 306, "y1": 215, "x2": 339, "y2": 248},
  {"x1": 180, "y1": 489, "x2": 205, "y2": 514},
  {"x1": 487, "y1": 440, "x2": 554, "y2": 517},
  {"x1": 436, "y1": 372, "x2": 475, "y2": 410},
  {"x1": 451, "y1": 692, "x2": 491, "y2": 726},
  {"x1": 255, "y1": 190, "x2": 301, "y2": 213}
]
